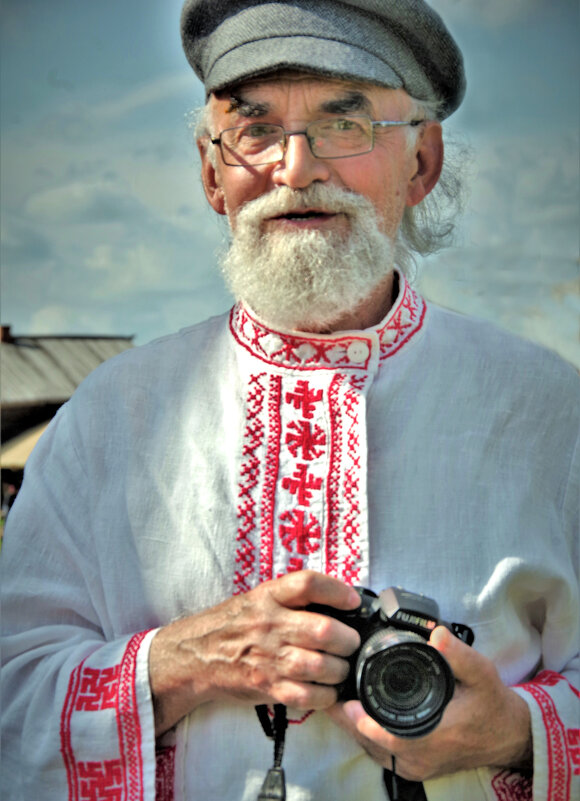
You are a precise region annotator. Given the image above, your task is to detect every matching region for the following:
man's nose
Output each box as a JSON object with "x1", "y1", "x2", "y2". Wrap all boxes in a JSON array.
[{"x1": 271, "y1": 131, "x2": 331, "y2": 189}]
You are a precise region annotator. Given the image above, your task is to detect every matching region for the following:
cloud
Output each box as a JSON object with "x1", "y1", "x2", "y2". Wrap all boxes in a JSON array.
[
  {"x1": 24, "y1": 182, "x2": 146, "y2": 224},
  {"x1": 0, "y1": 214, "x2": 54, "y2": 264},
  {"x1": 85, "y1": 241, "x2": 168, "y2": 296},
  {"x1": 27, "y1": 304, "x2": 116, "y2": 337},
  {"x1": 91, "y1": 71, "x2": 197, "y2": 122},
  {"x1": 463, "y1": 130, "x2": 579, "y2": 259}
]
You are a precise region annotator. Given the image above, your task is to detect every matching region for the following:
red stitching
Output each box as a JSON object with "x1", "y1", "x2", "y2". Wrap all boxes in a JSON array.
[
  {"x1": 281, "y1": 463, "x2": 323, "y2": 507},
  {"x1": 155, "y1": 746, "x2": 176, "y2": 801},
  {"x1": 521, "y1": 678, "x2": 570, "y2": 800},
  {"x1": 259, "y1": 375, "x2": 282, "y2": 584},
  {"x1": 279, "y1": 509, "x2": 322, "y2": 555},
  {"x1": 117, "y1": 632, "x2": 148, "y2": 801},
  {"x1": 60, "y1": 633, "x2": 149, "y2": 801},
  {"x1": 234, "y1": 373, "x2": 267, "y2": 594},
  {"x1": 77, "y1": 760, "x2": 124, "y2": 800},
  {"x1": 230, "y1": 277, "x2": 426, "y2": 369},
  {"x1": 285, "y1": 419, "x2": 326, "y2": 460},
  {"x1": 491, "y1": 770, "x2": 532, "y2": 801},
  {"x1": 75, "y1": 666, "x2": 121, "y2": 711},
  {"x1": 325, "y1": 376, "x2": 344, "y2": 579},
  {"x1": 285, "y1": 381, "x2": 324, "y2": 418},
  {"x1": 377, "y1": 282, "x2": 426, "y2": 360},
  {"x1": 339, "y1": 377, "x2": 366, "y2": 585},
  {"x1": 230, "y1": 305, "x2": 373, "y2": 371},
  {"x1": 522, "y1": 669, "x2": 580, "y2": 698},
  {"x1": 61, "y1": 657, "x2": 86, "y2": 801}
]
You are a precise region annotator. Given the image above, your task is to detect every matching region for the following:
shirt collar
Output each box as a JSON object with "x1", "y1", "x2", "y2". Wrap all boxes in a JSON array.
[{"x1": 229, "y1": 271, "x2": 426, "y2": 371}]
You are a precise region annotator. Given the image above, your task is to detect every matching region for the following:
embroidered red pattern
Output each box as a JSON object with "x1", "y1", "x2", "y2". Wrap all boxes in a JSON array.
[
  {"x1": 77, "y1": 760, "x2": 124, "y2": 801},
  {"x1": 491, "y1": 770, "x2": 532, "y2": 801},
  {"x1": 60, "y1": 632, "x2": 149, "y2": 801},
  {"x1": 286, "y1": 381, "x2": 323, "y2": 417},
  {"x1": 229, "y1": 275, "x2": 425, "y2": 371},
  {"x1": 324, "y1": 375, "x2": 343, "y2": 578},
  {"x1": 117, "y1": 633, "x2": 146, "y2": 801},
  {"x1": 515, "y1": 671, "x2": 572, "y2": 801},
  {"x1": 259, "y1": 375, "x2": 283, "y2": 583},
  {"x1": 286, "y1": 419, "x2": 326, "y2": 460},
  {"x1": 568, "y1": 729, "x2": 580, "y2": 777},
  {"x1": 281, "y1": 463, "x2": 323, "y2": 506},
  {"x1": 275, "y1": 378, "x2": 326, "y2": 575},
  {"x1": 62, "y1": 656, "x2": 85, "y2": 800},
  {"x1": 155, "y1": 746, "x2": 176, "y2": 801},
  {"x1": 377, "y1": 280, "x2": 426, "y2": 360},
  {"x1": 324, "y1": 374, "x2": 366, "y2": 583},
  {"x1": 75, "y1": 666, "x2": 121, "y2": 711},
  {"x1": 234, "y1": 373, "x2": 267, "y2": 594},
  {"x1": 339, "y1": 376, "x2": 366, "y2": 585},
  {"x1": 279, "y1": 509, "x2": 322, "y2": 555}
]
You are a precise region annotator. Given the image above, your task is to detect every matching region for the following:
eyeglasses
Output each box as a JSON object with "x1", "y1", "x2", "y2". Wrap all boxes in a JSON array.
[{"x1": 210, "y1": 115, "x2": 423, "y2": 167}]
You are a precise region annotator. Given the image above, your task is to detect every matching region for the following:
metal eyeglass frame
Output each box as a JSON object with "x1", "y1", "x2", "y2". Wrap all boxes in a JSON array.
[{"x1": 210, "y1": 116, "x2": 423, "y2": 167}]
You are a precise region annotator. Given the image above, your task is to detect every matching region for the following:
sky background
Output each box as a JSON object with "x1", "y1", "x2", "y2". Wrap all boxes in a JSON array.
[{"x1": 1, "y1": 0, "x2": 579, "y2": 366}]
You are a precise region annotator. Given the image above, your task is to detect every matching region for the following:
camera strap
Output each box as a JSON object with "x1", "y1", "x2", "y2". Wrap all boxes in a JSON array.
[
  {"x1": 383, "y1": 758, "x2": 427, "y2": 801},
  {"x1": 255, "y1": 704, "x2": 288, "y2": 800}
]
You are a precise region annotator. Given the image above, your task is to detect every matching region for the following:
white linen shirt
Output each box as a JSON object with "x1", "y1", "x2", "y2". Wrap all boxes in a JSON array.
[{"x1": 1, "y1": 276, "x2": 579, "y2": 801}]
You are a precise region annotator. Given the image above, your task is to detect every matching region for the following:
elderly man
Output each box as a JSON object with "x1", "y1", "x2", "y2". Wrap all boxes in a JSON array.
[{"x1": 1, "y1": 2, "x2": 578, "y2": 801}]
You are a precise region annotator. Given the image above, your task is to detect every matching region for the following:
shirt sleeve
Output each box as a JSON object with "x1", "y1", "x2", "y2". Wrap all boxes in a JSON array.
[
  {"x1": 0, "y1": 402, "x2": 159, "y2": 801},
  {"x1": 489, "y1": 417, "x2": 579, "y2": 801},
  {"x1": 513, "y1": 665, "x2": 580, "y2": 801}
]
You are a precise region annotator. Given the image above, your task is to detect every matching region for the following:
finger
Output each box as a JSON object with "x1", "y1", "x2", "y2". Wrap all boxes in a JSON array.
[
  {"x1": 272, "y1": 679, "x2": 338, "y2": 711},
  {"x1": 278, "y1": 645, "x2": 351, "y2": 685},
  {"x1": 429, "y1": 626, "x2": 491, "y2": 687},
  {"x1": 286, "y1": 609, "x2": 360, "y2": 656},
  {"x1": 340, "y1": 700, "x2": 396, "y2": 746},
  {"x1": 270, "y1": 570, "x2": 361, "y2": 611}
]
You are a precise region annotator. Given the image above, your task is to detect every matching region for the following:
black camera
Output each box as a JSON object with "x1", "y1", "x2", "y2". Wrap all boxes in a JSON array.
[{"x1": 309, "y1": 587, "x2": 474, "y2": 738}]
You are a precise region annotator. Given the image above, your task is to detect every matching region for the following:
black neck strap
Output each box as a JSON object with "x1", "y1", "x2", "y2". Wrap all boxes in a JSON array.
[{"x1": 256, "y1": 704, "x2": 288, "y2": 801}]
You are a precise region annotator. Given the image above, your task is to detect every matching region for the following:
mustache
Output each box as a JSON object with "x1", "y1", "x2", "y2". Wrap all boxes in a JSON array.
[{"x1": 233, "y1": 184, "x2": 376, "y2": 228}]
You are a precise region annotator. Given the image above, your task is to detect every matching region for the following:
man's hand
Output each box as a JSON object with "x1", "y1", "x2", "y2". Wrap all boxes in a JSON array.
[
  {"x1": 327, "y1": 625, "x2": 533, "y2": 781},
  {"x1": 149, "y1": 570, "x2": 361, "y2": 737}
]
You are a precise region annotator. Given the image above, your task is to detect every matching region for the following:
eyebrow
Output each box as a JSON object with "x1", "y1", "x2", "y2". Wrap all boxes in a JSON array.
[
  {"x1": 319, "y1": 91, "x2": 373, "y2": 116},
  {"x1": 225, "y1": 88, "x2": 374, "y2": 119},
  {"x1": 226, "y1": 94, "x2": 270, "y2": 117}
]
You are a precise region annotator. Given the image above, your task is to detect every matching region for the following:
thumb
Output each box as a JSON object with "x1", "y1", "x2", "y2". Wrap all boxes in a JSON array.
[{"x1": 429, "y1": 625, "x2": 483, "y2": 687}]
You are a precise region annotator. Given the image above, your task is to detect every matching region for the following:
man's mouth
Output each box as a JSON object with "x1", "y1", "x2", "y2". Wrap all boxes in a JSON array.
[{"x1": 268, "y1": 209, "x2": 339, "y2": 223}]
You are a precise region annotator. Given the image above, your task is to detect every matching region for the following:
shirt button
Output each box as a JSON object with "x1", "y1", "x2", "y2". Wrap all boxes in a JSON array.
[{"x1": 347, "y1": 341, "x2": 370, "y2": 364}]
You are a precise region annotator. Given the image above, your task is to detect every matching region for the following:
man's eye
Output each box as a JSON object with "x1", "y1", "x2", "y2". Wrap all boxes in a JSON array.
[
  {"x1": 334, "y1": 118, "x2": 358, "y2": 131},
  {"x1": 241, "y1": 124, "x2": 279, "y2": 139},
  {"x1": 316, "y1": 118, "x2": 365, "y2": 136}
]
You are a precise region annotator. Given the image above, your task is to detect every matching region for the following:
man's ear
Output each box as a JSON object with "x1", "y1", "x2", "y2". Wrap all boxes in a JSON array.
[
  {"x1": 198, "y1": 139, "x2": 227, "y2": 216},
  {"x1": 406, "y1": 121, "x2": 444, "y2": 208}
]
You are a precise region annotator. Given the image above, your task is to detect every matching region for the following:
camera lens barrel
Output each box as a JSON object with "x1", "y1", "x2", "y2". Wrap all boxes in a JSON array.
[{"x1": 355, "y1": 629, "x2": 455, "y2": 738}]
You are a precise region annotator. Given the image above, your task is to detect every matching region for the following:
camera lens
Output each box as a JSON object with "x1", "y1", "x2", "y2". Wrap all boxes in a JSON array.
[
  {"x1": 377, "y1": 654, "x2": 430, "y2": 710},
  {"x1": 355, "y1": 629, "x2": 455, "y2": 738}
]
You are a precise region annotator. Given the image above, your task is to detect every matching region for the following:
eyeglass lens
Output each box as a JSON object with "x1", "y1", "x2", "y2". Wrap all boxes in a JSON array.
[{"x1": 220, "y1": 116, "x2": 374, "y2": 165}]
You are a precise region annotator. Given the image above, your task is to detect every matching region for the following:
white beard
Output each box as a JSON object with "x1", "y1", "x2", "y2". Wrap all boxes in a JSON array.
[{"x1": 220, "y1": 184, "x2": 396, "y2": 331}]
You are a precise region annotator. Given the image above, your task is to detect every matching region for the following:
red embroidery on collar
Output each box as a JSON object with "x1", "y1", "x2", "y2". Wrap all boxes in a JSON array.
[{"x1": 229, "y1": 276, "x2": 426, "y2": 370}]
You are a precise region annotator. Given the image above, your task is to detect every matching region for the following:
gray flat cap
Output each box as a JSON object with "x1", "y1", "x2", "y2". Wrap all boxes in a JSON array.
[{"x1": 180, "y1": 0, "x2": 465, "y2": 119}]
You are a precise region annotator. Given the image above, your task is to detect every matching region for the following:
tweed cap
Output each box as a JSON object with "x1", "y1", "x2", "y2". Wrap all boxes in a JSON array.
[{"x1": 180, "y1": 0, "x2": 465, "y2": 119}]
